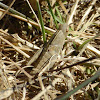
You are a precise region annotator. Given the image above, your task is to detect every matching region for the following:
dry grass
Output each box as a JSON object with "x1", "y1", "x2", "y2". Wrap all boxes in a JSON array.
[{"x1": 0, "y1": 0, "x2": 100, "y2": 100}]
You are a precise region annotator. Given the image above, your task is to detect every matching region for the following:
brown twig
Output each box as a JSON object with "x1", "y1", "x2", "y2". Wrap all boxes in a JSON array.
[{"x1": 48, "y1": 56, "x2": 97, "y2": 72}]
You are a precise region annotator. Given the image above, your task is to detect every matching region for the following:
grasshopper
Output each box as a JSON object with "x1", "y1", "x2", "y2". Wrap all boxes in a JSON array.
[{"x1": 27, "y1": 24, "x2": 68, "y2": 74}]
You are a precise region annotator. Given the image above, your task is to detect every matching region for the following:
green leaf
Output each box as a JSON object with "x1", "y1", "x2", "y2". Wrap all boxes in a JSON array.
[
  {"x1": 36, "y1": 0, "x2": 46, "y2": 43},
  {"x1": 55, "y1": 69, "x2": 100, "y2": 100},
  {"x1": 78, "y1": 33, "x2": 100, "y2": 50},
  {"x1": 46, "y1": 0, "x2": 58, "y2": 29},
  {"x1": 46, "y1": 10, "x2": 64, "y2": 24}
]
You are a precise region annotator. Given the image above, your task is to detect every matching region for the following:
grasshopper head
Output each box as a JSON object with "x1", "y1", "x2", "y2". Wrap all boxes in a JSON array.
[{"x1": 59, "y1": 23, "x2": 68, "y2": 37}]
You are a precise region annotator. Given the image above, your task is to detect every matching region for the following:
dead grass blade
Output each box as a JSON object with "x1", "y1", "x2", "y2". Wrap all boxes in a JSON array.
[
  {"x1": 76, "y1": 0, "x2": 97, "y2": 30},
  {"x1": 0, "y1": 53, "x2": 32, "y2": 79},
  {"x1": 0, "y1": 0, "x2": 15, "y2": 20},
  {"x1": 0, "y1": 88, "x2": 14, "y2": 100},
  {"x1": 0, "y1": 35, "x2": 30, "y2": 58}
]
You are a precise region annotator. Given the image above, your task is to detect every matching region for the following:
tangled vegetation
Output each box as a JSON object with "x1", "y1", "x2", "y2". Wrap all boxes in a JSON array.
[{"x1": 0, "y1": 0, "x2": 100, "y2": 100}]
